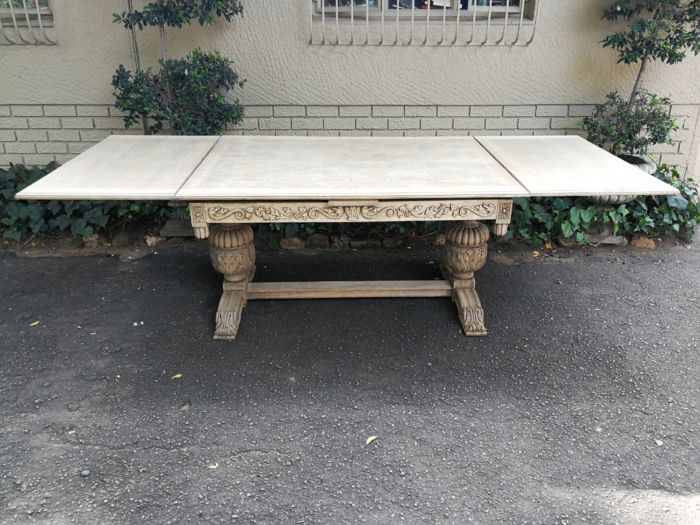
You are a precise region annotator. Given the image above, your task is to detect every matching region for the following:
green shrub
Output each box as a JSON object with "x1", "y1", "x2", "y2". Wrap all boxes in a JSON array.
[
  {"x1": 583, "y1": 91, "x2": 677, "y2": 157},
  {"x1": 584, "y1": 1, "x2": 700, "y2": 158},
  {"x1": 112, "y1": 0, "x2": 245, "y2": 135},
  {"x1": 3, "y1": 163, "x2": 696, "y2": 246},
  {"x1": 112, "y1": 49, "x2": 244, "y2": 135},
  {"x1": 0, "y1": 163, "x2": 183, "y2": 241},
  {"x1": 508, "y1": 164, "x2": 699, "y2": 245}
]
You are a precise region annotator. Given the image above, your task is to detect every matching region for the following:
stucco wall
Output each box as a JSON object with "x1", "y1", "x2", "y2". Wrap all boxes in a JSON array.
[{"x1": 1, "y1": 0, "x2": 699, "y2": 173}]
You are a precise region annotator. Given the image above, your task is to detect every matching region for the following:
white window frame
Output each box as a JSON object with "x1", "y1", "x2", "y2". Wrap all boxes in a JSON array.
[
  {"x1": 0, "y1": 0, "x2": 52, "y2": 26},
  {"x1": 314, "y1": 0, "x2": 529, "y2": 19},
  {"x1": 0, "y1": 0, "x2": 54, "y2": 45},
  {"x1": 310, "y1": 0, "x2": 539, "y2": 46}
]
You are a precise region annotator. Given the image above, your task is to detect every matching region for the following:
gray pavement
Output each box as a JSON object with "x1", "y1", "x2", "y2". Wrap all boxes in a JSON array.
[{"x1": 0, "y1": 241, "x2": 698, "y2": 524}]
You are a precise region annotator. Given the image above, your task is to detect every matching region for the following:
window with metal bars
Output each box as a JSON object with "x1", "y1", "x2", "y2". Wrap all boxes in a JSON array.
[
  {"x1": 0, "y1": 0, "x2": 54, "y2": 44},
  {"x1": 310, "y1": 0, "x2": 538, "y2": 46},
  {"x1": 315, "y1": 0, "x2": 526, "y2": 19}
]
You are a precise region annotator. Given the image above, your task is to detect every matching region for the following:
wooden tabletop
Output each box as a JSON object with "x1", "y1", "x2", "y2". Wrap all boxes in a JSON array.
[
  {"x1": 16, "y1": 136, "x2": 219, "y2": 200},
  {"x1": 16, "y1": 134, "x2": 678, "y2": 201},
  {"x1": 177, "y1": 136, "x2": 528, "y2": 200},
  {"x1": 475, "y1": 135, "x2": 677, "y2": 197}
]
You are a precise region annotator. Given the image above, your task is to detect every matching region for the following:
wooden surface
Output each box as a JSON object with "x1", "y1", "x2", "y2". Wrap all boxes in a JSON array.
[
  {"x1": 176, "y1": 136, "x2": 529, "y2": 200},
  {"x1": 246, "y1": 280, "x2": 453, "y2": 300},
  {"x1": 16, "y1": 135, "x2": 219, "y2": 200},
  {"x1": 475, "y1": 135, "x2": 679, "y2": 197},
  {"x1": 15, "y1": 135, "x2": 679, "y2": 202}
]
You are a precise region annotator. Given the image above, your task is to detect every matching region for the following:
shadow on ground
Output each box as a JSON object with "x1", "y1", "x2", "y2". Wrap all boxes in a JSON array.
[{"x1": 0, "y1": 243, "x2": 698, "y2": 524}]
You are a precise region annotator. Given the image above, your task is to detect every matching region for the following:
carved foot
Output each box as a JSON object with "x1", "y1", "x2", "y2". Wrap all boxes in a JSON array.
[
  {"x1": 442, "y1": 221, "x2": 490, "y2": 337},
  {"x1": 214, "y1": 291, "x2": 246, "y2": 340},
  {"x1": 209, "y1": 224, "x2": 256, "y2": 341},
  {"x1": 453, "y1": 284, "x2": 487, "y2": 337}
]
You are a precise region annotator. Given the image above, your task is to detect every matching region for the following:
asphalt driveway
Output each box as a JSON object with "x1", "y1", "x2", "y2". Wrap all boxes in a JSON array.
[{"x1": 0, "y1": 241, "x2": 698, "y2": 524}]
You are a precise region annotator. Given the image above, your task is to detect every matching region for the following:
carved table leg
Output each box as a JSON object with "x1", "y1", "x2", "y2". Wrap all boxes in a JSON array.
[
  {"x1": 208, "y1": 224, "x2": 255, "y2": 340},
  {"x1": 442, "y1": 221, "x2": 490, "y2": 336}
]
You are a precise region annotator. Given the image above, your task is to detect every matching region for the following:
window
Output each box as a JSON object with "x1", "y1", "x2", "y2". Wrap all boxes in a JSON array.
[
  {"x1": 315, "y1": 0, "x2": 527, "y2": 19},
  {"x1": 310, "y1": 0, "x2": 538, "y2": 46},
  {"x1": 1, "y1": 0, "x2": 51, "y2": 23},
  {"x1": 0, "y1": 0, "x2": 54, "y2": 45}
]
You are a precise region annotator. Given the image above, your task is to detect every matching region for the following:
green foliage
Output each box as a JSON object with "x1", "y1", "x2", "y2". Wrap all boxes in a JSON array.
[
  {"x1": 114, "y1": 0, "x2": 242, "y2": 30},
  {"x1": 5, "y1": 163, "x2": 695, "y2": 246},
  {"x1": 602, "y1": 0, "x2": 700, "y2": 65},
  {"x1": 582, "y1": 90, "x2": 677, "y2": 156},
  {"x1": 1, "y1": 164, "x2": 182, "y2": 241},
  {"x1": 508, "y1": 165, "x2": 699, "y2": 245},
  {"x1": 585, "y1": 2, "x2": 700, "y2": 157},
  {"x1": 113, "y1": 49, "x2": 244, "y2": 135}
]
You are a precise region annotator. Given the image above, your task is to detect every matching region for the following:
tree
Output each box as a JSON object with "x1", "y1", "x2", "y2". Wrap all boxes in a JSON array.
[
  {"x1": 584, "y1": 1, "x2": 700, "y2": 157},
  {"x1": 601, "y1": 0, "x2": 700, "y2": 108},
  {"x1": 111, "y1": 1, "x2": 245, "y2": 135}
]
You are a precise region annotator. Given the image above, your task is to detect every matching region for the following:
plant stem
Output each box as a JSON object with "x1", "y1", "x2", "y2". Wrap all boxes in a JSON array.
[
  {"x1": 124, "y1": 0, "x2": 146, "y2": 134},
  {"x1": 628, "y1": 55, "x2": 649, "y2": 109},
  {"x1": 159, "y1": 24, "x2": 168, "y2": 61},
  {"x1": 158, "y1": 24, "x2": 173, "y2": 134}
]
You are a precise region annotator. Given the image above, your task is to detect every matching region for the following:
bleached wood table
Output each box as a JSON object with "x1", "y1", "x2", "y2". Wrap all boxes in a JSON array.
[{"x1": 17, "y1": 135, "x2": 677, "y2": 340}]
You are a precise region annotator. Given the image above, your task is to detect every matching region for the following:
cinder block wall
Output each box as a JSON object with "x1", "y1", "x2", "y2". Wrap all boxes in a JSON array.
[{"x1": 1, "y1": 103, "x2": 698, "y2": 176}]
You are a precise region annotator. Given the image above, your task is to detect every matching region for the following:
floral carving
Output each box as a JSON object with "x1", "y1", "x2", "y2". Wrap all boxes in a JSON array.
[
  {"x1": 443, "y1": 221, "x2": 490, "y2": 279},
  {"x1": 208, "y1": 224, "x2": 255, "y2": 282},
  {"x1": 497, "y1": 201, "x2": 512, "y2": 221},
  {"x1": 210, "y1": 246, "x2": 254, "y2": 281},
  {"x1": 443, "y1": 245, "x2": 488, "y2": 278},
  {"x1": 456, "y1": 304, "x2": 486, "y2": 335},
  {"x1": 204, "y1": 201, "x2": 498, "y2": 223},
  {"x1": 362, "y1": 202, "x2": 495, "y2": 220},
  {"x1": 215, "y1": 310, "x2": 242, "y2": 340},
  {"x1": 208, "y1": 205, "x2": 344, "y2": 222},
  {"x1": 190, "y1": 203, "x2": 207, "y2": 225}
]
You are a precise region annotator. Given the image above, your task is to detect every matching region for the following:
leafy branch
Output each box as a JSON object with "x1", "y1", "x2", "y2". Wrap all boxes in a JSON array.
[{"x1": 601, "y1": 0, "x2": 700, "y2": 107}]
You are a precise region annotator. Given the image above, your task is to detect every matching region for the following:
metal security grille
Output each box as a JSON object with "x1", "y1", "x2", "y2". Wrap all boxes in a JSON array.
[
  {"x1": 310, "y1": 0, "x2": 539, "y2": 46},
  {"x1": 0, "y1": 0, "x2": 55, "y2": 45}
]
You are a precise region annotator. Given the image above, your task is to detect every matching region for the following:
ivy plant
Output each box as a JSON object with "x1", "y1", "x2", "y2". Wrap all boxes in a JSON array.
[
  {"x1": 112, "y1": 0, "x2": 244, "y2": 135},
  {"x1": 508, "y1": 164, "x2": 699, "y2": 245},
  {"x1": 1, "y1": 163, "x2": 181, "y2": 241}
]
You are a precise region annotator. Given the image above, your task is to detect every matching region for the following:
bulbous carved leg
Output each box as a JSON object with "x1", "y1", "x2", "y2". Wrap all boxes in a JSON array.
[
  {"x1": 209, "y1": 224, "x2": 255, "y2": 340},
  {"x1": 442, "y1": 221, "x2": 490, "y2": 336}
]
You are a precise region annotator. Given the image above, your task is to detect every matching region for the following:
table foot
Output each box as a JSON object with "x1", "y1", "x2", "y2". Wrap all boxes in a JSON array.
[
  {"x1": 214, "y1": 291, "x2": 246, "y2": 340},
  {"x1": 209, "y1": 224, "x2": 255, "y2": 341},
  {"x1": 453, "y1": 285, "x2": 487, "y2": 337},
  {"x1": 442, "y1": 221, "x2": 490, "y2": 337}
]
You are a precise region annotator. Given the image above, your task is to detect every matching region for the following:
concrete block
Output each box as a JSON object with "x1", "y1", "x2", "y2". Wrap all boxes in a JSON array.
[{"x1": 11, "y1": 105, "x2": 43, "y2": 116}]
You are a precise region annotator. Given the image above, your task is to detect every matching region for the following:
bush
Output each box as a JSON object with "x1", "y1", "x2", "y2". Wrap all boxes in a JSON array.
[
  {"x1": 583, "y1": 1, "x2": 700, "y2": 158},
  {"x1": 0, "y1": 163, "x2": 183, "y2": 241},
  {"x1": 582, "y1": 91, "x2": 677, "y2": 157},
  {"x1": 113, "y1": 49, "x2": 244, "y2": 135},
  {"x1": 508, "y1": 164, "x2": 699, "y2": 245},
  {"x1": 112, "y1": 0, "x2": 245, "y2": 135}
]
